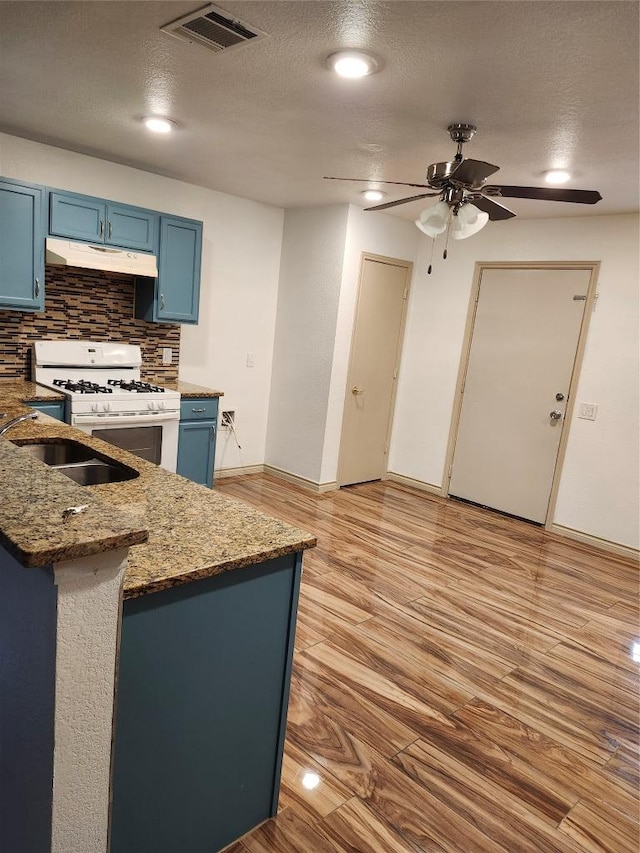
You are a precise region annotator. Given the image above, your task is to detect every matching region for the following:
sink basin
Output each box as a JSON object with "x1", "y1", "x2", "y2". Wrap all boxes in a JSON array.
[
  {"x1": 12, "y1": 439, "x2": 139, "y2": 485},
  {"x1": 56, "y1": 461, "x2": 138, "y2": 486},
  {"x1": 15, "y1": 440, "x2": 95, "y2": 465}
]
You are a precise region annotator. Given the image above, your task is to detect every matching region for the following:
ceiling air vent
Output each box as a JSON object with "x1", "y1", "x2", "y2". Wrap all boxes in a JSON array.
[{"x1": 161, "y1": 4, "x2": 267, "y2": 54}]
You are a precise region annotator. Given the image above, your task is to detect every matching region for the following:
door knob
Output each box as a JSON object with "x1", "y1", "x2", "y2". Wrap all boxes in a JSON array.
[
  {"x1": 555, "y1": 392, "x2": 565, "y2": 401},
  {"x1": 352, "y1": 386, "x2": 363, "y2": 395},
  {"x1": 550, "y1": 410, "x2": 563, "y2": 420}
]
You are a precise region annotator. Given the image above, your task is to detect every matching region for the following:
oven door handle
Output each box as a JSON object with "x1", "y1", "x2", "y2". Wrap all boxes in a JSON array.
[{"x1": 73, "y1": 414, "x2": 179, "y2": 427}]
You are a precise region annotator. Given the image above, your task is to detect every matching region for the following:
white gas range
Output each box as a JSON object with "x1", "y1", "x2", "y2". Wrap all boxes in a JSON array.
[{"x1": 33, "y1": 340, "x2": 180, "y2": 472}]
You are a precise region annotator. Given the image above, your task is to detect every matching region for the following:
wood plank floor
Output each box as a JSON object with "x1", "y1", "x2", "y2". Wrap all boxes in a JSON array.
[{"x1": 216, "y1": 474, "x2": 639, "y2": 853}]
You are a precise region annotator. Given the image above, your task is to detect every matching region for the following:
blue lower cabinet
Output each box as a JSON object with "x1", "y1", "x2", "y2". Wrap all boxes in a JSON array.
[
  {"x1": 177, "y1": 397, "x2": 219, "y2": 488},
  {"x1": 27, "y1": 400, "x2": 66, "y2": 422},
  {"x1": 111, "y1": 552, "x2": 302, "y2": 853}
]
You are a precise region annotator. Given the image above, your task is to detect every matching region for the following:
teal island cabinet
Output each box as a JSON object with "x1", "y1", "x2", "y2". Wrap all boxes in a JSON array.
[
  {"x1": 26, "y1": 399, "x2": 66, "y2": 422},
  {"x1": 110, "y1": 552, "x2": 303, "y2": 853}
]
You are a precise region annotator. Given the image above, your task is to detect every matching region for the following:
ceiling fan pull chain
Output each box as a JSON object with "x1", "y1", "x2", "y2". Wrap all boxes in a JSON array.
[
  {"x1": 443, "y1": 213, "x2": 453, "y2": 260},
  {"x1": 427, "y1": 234, "x2": 437, "y2": 274}
]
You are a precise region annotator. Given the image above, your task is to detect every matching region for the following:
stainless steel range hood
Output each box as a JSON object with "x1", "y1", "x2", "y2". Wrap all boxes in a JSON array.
[{"x1": 46, "y1": 238, "x2": 158, "y2": 277}]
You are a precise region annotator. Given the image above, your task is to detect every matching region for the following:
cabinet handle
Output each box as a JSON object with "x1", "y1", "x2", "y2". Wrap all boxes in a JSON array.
[
  {"x1": 160, "y1": 293, "x2": 165, "y2": 310},
  {"x1": 108, "y1": 221, "x2": 113, "y2": 239},
  {"x1": 99, "y1": 219, "x2": 104, "y2": 237},
  {"x1": 210, "y1": 426, "x2": 216, "y2": 440},
  {"x1": 192, "y1": 407, "x2": 206, "y2": 413},
  {"x1": 34, "y1": 278, "x2": 40, "y2": 297}
]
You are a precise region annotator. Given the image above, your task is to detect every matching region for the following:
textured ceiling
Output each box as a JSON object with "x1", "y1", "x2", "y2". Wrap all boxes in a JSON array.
[{"x1": 0, "y1": 1, "x2": 638, "y2": 220}]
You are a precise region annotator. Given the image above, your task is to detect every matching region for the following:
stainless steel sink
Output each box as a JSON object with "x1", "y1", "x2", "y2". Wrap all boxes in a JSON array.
[
  {"x1": 12, "y1": 439, "x2": 139, "y2": 485},
  {"x1": 56, "y1": 460, "x2": 138, "y2": 485},
  {"x1": 15, "y1": 440, "x2": 95, "y2": 465}
]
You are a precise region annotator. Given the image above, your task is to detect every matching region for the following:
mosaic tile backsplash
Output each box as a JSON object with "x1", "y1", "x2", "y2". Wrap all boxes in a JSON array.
[{"x1": 0, "y1": 266, "x2": 181, "y2": 381}]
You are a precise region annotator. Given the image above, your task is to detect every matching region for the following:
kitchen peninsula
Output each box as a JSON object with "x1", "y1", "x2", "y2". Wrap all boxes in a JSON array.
[{"x1": 0, "y1": 382, "x2": 316, "y2": 853}]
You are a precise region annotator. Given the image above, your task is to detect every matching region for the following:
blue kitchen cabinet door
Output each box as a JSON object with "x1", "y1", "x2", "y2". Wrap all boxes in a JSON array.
[
  {"x1": 156, "y1": 216, "x2": 202, "y2": 323},
  {"x1": 49, "y1": 191, "x2": 105, "y2": 243},
  {"x1": 106, "y1": 203, "x2": 157, "y2": 253},
  {"x1": 177, "y1": 420, "x2": 216, "y2": 488},
  {"x1": 27, "y1": 400, "x2": 66, "y2": 422},
  {"x1": 111, "y1": 553, "x2": 302, "y2": 853},
  {"x1": 50, "y1": 191, "x2": 158, "y2": 253},
  {"x1": 0, "y1": 178, "x2": 45, "y2": 311}
]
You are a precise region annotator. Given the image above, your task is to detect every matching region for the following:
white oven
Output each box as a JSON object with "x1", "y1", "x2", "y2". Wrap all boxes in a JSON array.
[
  {"x1": 71, "y1": 409, "x2": 179, "y2": 472},
  {"x1": 33, "y1": 340, "x2": 181, "y2": 472}
]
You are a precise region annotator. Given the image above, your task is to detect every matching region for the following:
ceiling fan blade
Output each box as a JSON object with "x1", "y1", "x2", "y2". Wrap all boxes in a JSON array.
[
  {"x1": 365, "y1": 193, "x2": 441, "y2": 212},
  {"x1": 324, "y1": 176, "x2": 433, "y2": 189},
  {"x1": 472, "y1": 196, "x2": 517, "y2": 221},
  {"x1": 484, "y1": 185, "x2": 602, "y2": 204},
  {"x1": 449, "y1": 159, "x2": 500, "y2": 186}
]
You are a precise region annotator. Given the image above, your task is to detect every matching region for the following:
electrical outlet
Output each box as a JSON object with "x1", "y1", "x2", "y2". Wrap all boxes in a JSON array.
[
  {"x1": 161, "y1": 347, "x2": 172, "y2": 365},
  {"x1": 578, "y1": 402, "x2": 598, "y2": 421},
  {"x1": 221, "y1": 410, "x2": 235, "y2": 428}
]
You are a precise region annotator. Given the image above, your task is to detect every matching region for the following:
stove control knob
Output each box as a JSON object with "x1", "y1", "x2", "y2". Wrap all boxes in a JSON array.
[
  {"x1": 158, "y1": 401, "x2": 165, "y2": 411},
  {"x1": 148, "y1": 401, "x2": 155, "y2": 411},
  {"x1": 103, "y1": 402, "x2": 111, "y2": 412},
  {"x1": 92, "y1": 403, "x2": 99, "y2": 413}
]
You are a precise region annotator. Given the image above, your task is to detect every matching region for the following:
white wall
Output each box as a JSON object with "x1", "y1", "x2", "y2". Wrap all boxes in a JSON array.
[
  {"x1": 0, "y1": 132, "x2": 284, "y2": 470},
  {"x1": 391, "y1": 214, "x2": 640, "y2": 549},
  {"x1": 265, "y1": 206, "x2": 348, "y2": 483}
]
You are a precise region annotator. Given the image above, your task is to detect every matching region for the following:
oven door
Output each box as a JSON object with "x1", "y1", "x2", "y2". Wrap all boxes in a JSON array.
[{"x1": 72, "y1": 413, "x2": 179, "y2": 472}]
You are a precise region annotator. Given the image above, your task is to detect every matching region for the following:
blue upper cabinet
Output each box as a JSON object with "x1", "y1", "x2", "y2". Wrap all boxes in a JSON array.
[
  {"x1": 106, "y1": 203, "x2": 157, "y2": 253},
  {"x1": 49, "y1": 191, "x2": 157, "y2": 253},
  {"x1": 0, "y1": 178, "x2": 45, "y2": 312},
  {"x1": 135, "y1": 215, "x2": 202, "y2": 325},
  {"x1": 157, "y1": 216, "x2": 202, "y2": 323}
]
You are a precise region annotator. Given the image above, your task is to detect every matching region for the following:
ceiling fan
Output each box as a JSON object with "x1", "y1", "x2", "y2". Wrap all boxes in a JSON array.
[{"x1": 324, "y1": 122, "x2": 602, "y2": 232}]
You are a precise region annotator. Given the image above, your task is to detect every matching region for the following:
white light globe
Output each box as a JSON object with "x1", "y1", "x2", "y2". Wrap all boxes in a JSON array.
[
  {"x1": 452, "y1": 204, "x2": 489, "y2": 240},
  {"x1": 414, "y1": 200, "x2": 450, "y2": 237}
]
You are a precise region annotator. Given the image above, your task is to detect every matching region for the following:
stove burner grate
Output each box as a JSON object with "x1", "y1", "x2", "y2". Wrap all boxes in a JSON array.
[
  {"x1": 53, "y1": 379, "x2": 113, "y2": 394},
  {"x1": 107, "y1": 380, "x2": 165, "y2": 393}
]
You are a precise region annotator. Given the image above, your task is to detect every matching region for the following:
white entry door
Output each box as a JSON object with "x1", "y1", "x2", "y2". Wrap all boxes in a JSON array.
[
  {"x1": 449, "y1": 267, "x2": 592, "y2": 523},
  {"x1": 338, "y1": 256, "x2": 411, "y2": 486}
]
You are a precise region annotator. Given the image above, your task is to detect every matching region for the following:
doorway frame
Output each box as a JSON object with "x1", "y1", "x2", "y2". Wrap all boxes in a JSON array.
[
  {"x1": 336, "y1": 252, "x2": 413, "y2": 488},
  {"x1": 441, "y1": 260, "x2": 600, "y2": 529}
]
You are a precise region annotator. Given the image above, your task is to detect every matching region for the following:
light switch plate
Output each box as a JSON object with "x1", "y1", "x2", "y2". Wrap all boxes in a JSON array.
[
  {"x1": 246, "y1": 352, "x2": 255, "y2": 368},
  {"x1": 578, "y1": 402, "x2": 598, "y2": 421}
]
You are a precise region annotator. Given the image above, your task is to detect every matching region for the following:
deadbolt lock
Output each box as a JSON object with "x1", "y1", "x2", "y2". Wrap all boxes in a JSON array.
[{"x1": 555, "y1": 392, "x2": 565, "y2": 401}]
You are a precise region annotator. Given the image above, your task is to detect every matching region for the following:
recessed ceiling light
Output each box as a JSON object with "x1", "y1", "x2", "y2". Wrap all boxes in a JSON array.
[
  {"x1": 545, "y1": 169, "x2": 571, "y2": 184},
  {"x1": 362, "y1": 189, "x2": 385, "y2": 202},
  {"x1": 327, "y1": 50, "x2": 378, "y2": 78},
  {"x1": 143, "y1": 116, "x2": 176, "y2": 134}
]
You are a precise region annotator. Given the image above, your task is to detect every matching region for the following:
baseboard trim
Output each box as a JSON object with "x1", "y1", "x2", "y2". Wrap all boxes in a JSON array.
[
  {"x1": 263, "y1": 465, "x2": 338, "y2": 494},
  {"x1": 386, "y1": 471, "x2": 443, "y2": 497},
  {"x1": 549, "y1": 524, "x2": 639, "y2": 561},
  {"x1": 215, "y1": 464, "x2": 265, "y2": 479}
]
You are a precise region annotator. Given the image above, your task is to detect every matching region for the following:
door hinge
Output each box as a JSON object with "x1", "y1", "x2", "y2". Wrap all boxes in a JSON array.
[
  {"x1": 383, "y1": 442, "x2": 388, "y2": 454},
  {"x1": 403, "y1": 287, "x2": 408, "y2": 300},
  {"x1": 393, "y1": 367, "x2": 398, "y2": 380}
]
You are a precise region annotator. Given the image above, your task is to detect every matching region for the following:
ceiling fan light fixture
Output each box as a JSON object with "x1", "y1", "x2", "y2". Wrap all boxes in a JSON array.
[
  {"x1": 143, "y1": 116, "x2": 176, "y2": 134},
  {"x1": 362, "y1": 189, "x2": 385, "y2": 202},
  {"x1": 414, "y1": 200, "x2": 450, "y2": 237},
  {"x1": 452, "y1": 204, "x2": 489, "y2": 240},
  {"x1": 544, "y1": 169, "x2": 571, "y2": 184},
  {"x1": 327, "y1": 50, "x2": 378, "y2": 78}
]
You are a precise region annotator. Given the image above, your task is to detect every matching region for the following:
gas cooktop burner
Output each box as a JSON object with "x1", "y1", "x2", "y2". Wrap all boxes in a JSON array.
[
  {"x1": 107, "y1": 380, "x2": 166, "y2": 393},
  {"x1": 53, "y1": 379, "x2": 113, "y2": 394}
]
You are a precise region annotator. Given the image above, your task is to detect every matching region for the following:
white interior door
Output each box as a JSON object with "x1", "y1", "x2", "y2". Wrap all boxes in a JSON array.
[
  {"x1": 338, "y1": 256, "x2": 410, "y2": 486},
  {"x1": 449, "y1": 267, "x2": 591, "y2": 523}
]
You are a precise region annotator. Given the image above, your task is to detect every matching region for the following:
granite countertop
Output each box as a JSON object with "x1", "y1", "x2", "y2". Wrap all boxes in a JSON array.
[
  {"x1": 0, "y1": 381, "x2": 315, "y2": 597},
  {"x1": 0, "y1": 379, "x2": 65, "y2": 403},
  {"x1": 144, "y1": 378, "x2": 224, "y2": 399}
]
